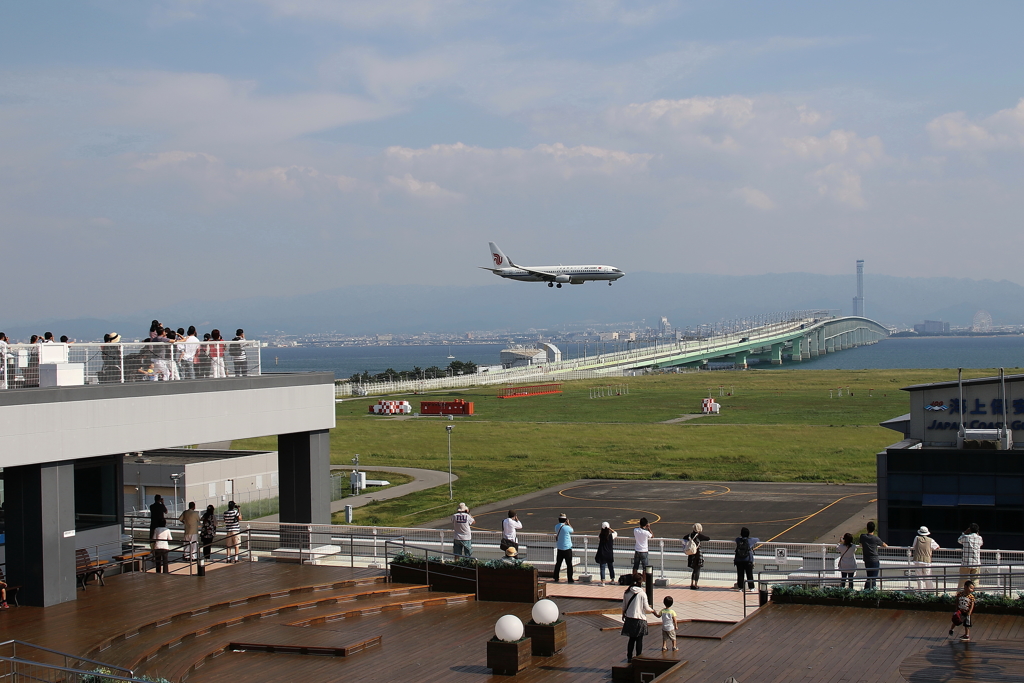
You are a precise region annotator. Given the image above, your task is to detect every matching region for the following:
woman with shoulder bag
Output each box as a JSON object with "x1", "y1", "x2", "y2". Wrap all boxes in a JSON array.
[
  {"x1": 683, "y1": 523, "x2": 711, "y2": 590},
  {"x1": 621, "y1": 573, "x2": 657, "y2": 663},
  {"x1": 836, "y1": 532, "x2": 858, "y2": 588}
]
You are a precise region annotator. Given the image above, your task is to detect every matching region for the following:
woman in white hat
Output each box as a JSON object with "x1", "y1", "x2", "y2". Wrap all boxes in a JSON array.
[{"x1": 912, "y1": 525, "x2": 940, "y2": 591}]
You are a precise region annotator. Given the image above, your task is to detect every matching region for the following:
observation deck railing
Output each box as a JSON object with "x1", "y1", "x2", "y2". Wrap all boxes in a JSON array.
[{"x1": 0, "y1": 340, "x2": 260, "y2": 389}]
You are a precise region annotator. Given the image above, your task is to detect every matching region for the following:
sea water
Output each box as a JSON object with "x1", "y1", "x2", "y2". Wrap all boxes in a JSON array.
[{"x1": 264, "y1": 336, "x2": 1024, "y2": 378}]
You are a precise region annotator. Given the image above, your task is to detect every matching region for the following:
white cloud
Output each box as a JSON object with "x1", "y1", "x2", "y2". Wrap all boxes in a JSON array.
[
  {"x1": 253, "y1": 0, "x2": 475, "y2": 29},
  {"x1": 734, "y1": 187, "x2": 776, "y2": 210},
  {"x1": 928, "y1": 99, "x2": 1024, "y2": 151},
  {"x1": 783, "y1": 129, "x2": 886, "y2": 167},
  {"x1": 812, "y1": 164, "x2": 865, "y2": 208},
  {"x1": 387, "y1": 173, "x2": 463, "y2": 201}
]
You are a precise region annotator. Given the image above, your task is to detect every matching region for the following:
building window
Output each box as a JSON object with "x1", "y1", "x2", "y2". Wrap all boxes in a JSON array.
[{"x1": 75, "y1": 457, "x2": 119, "y2": 531}]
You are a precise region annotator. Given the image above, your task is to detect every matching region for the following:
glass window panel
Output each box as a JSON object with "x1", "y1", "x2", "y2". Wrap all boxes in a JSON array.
[
  {"x1": 960, "y1": 476, "x2": 995, "y2": 495},
  {"x1": 924, "y1": 475, "x2": 958, "y2": 494},
  {"x1": 889, "y1": 474, "x2": 922, "y2": 492},
  {"x1": 922, "y1": 493, "x2": 958, "y2": 506}
]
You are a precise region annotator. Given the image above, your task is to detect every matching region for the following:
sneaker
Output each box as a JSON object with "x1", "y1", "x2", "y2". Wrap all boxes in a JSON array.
[
  {"x1": 0, "y1": 602, "x2": 8, "y2": 610},
  {"x1": 661, "y1": 647, "x2": 667, "y2": 652},
  {"x1": 949, "y1": 629, "x2": 954, "y2": 637},
  {"x1": 959, "y1": 635, "x2": 970, "y2": 641}
]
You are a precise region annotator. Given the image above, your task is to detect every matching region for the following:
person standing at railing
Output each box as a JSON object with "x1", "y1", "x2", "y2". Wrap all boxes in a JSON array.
[
  {"x1": 230, "y1": 329, "x2": 248, "y2": 377},
  {"x1": 836, "y1": 533, "x2": 858, "y2": 589},
  {"x1": 684, "y1": 523, "x2": 711, "y2": 590},
  {"x1": 197, "y1": 333, "x2": 213, "y2": 378},
  {"x1": 596, "y1": 522, "x2": 618, "y2": 585},
  {"x1": 152, "y1": 526, "x2": 172, "y2": 573},
  {"x1": 0, "y1": 332, "x2": 8, "y2": 390},
  {"x1": 733, "y1": 527, "x2": 760, "y2": 592},
  {"x1": 149, "y1": 494, "x2": 167, "y2": 541},
  {"x1": 209, "y1": 330, "x2": 226, "y2": 379},
  {"x1": 98, "y1": 333, "x2": 123, "y2": 383},
  {"x1": 151, "y1": 327, "x2": 173, "y2": 381},
  {"x1": 912, "y1": 526, "x2": 940, "y2": 591},
  {"x1": 451, "y1": 502, "x2": 474, "y2": 557},
  {"x1": 553, "y1": 514, "x2": 575, "y2": 583},
  {"x1": 632, "y1": 518, "x2": 653, "y2": 575},
  {"x1": 859, "y1": 521, "x2": 887, "y2": 590},
  {"x1": 179, "y1": 502, "x2": 200, "y2": 561},
  {"x1": 958, "y1": 523, "x2": 984, "y2": 589},
  {"x1": 501, "y1": 510, "x2": 522, "y2": 552},
  {"x1": 200, "y1": 505, "x2": 217, "y2": 560},
  {"x1": 223, "y1": 501, "x2": 243, "y2": 562},
  {"x1": 179, "y1": 327, "x2": 200, "y2": 380}
]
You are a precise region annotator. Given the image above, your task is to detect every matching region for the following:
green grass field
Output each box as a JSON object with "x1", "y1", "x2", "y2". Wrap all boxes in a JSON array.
[{"x1": 234, "y1": 368, "x2": 1003, "y2": 527}]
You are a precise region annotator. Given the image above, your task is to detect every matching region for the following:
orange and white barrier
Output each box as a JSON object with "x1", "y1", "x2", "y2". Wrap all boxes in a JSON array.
[{"x1": 702, "y1": 398, "x2": 721, "y2": 414}]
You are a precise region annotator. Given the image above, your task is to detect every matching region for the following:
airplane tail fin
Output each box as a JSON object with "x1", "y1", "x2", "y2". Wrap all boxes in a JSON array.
[{"x1": 488, "y1": 242, "x2": 510, "y2": 268}]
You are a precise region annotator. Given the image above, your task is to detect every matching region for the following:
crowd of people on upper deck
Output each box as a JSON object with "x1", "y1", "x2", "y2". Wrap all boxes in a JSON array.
[{"x1": 0, "y1": 320, "x2": 252, "y2": 387}]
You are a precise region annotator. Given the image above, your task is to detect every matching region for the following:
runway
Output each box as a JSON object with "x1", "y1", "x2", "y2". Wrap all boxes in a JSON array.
[{"x1": 467, "y1": 480, "x2": 876, "y2": 543}]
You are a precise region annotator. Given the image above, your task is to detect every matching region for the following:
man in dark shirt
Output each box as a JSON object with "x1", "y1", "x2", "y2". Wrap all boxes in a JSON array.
[
  {"x1": 230, "y1": 329, "x2": 248, "y2": 377},
  {"x1": 859, "y1": 521, "x2": 888, "y2": 590},
  {"x1": 148, "y1": 494, "x2": 168, "y2": 541}
]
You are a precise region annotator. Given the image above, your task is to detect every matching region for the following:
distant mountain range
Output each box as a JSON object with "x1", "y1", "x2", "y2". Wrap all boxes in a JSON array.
[{"x1": 5, "y1": 272, "x2": 1023, "y2": 341}]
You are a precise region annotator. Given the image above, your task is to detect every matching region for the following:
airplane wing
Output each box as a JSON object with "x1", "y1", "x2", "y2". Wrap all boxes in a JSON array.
[{"x1": 506, "y1": 259, "x2": 555, "y2": 281}]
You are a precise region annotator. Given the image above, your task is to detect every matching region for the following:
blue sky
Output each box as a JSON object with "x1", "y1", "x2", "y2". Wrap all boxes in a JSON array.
[{"x1": 3, "y1": 1, "x2": 1024, "y2": 321}]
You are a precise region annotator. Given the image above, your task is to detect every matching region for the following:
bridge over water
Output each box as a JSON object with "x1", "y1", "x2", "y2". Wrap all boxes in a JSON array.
[{"x1": 339, "y1": 312, "x2": 891, "y2": 397}]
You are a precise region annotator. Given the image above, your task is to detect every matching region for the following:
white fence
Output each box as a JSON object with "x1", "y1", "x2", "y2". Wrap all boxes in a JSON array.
[{"x1": 0, "y1": 340, "x2": 260, "y2": 388}]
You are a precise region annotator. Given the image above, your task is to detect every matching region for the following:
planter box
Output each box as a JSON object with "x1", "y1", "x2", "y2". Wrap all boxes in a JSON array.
[
  {"x1": 479, "y1": 567, "x2": 540, "y2": 603},
  {"x1": 523, "y1": 620, "x2": 567, "y2": 656},
  {"x1": 390, "y1": 563, "x2": 539, "y2": 603},
  {"x1": 771, "y1": 594, "x2": 1024, "y2": 615},
  {"x1": 487, "y1": 638, "x2": 532, "y2": 675}
]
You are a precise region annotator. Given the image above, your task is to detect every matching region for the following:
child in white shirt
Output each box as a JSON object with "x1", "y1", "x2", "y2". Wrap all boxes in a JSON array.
[{"x1": 660, "y1": 595, "x2": 678, "y2": 651}]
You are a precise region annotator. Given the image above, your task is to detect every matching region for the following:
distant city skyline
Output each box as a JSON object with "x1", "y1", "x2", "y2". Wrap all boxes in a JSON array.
[{"x1": 4, "y1": 2, "x2": 1024, "y2": 322}]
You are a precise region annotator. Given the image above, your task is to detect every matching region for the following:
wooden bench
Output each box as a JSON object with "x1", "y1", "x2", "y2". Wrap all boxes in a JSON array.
[
  {"x1": 113, "y1": 550, "x2": 152, "y2": 573},
  {"x1": 76, "y1": 549, "x2": 115, "y2": 590}
]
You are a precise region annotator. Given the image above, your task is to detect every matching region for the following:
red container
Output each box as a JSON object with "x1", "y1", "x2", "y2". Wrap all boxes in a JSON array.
[{"x1": 420, "y1": 400, "x2": 474, "y2": 415}]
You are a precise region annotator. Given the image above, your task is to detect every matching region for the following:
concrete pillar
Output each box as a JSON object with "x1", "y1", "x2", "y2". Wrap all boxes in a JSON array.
[
  {"x1": 278, "y1": 429, "x2": 332, "y2": 524},
  {"x1": 789, "y1": 337, "x2": 802, "y2": 362},
  {"x1": 801, "y1": 335, "x2": 811, "y2": 360},
  {"x1": 734, "y1": 352, "x2": 748, "y2": 369},
  {"x1": 5, "y1": 462, "x2": 77, "y2": 606},
  {"x1": 771, "y1": 343, "x2": 783, "y2": 365},
  {"x1": 808, "y1": 332, "x2": 818, "y2": 357},
  {"x1": 817, "y1": 328, "x2": 826, "y2": 354}
]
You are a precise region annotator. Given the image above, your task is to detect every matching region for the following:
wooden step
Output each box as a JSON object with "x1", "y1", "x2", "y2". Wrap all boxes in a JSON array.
[{"x1": 92, "y1": 583, "x2": 429, "y2": 671}]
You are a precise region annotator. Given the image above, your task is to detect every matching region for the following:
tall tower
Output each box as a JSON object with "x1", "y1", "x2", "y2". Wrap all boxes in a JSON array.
[{"x1": 852, "y1": 260, "x2": 864, "y2": 317}]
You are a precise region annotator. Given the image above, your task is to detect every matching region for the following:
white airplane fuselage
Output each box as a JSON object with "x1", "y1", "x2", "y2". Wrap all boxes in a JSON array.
[{"x1": 493, "y1": 265, "x2": 624, "y2": 284}]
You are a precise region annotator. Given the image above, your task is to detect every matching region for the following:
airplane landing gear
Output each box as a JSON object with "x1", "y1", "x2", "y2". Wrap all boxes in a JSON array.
[
  {"x1": 609, "y1": 281, "x2": 613, "y2": 286},
  {"x1": 556, "y1": 283, "x2": 562, "y2": 288},
  {"x1": 547, "y1": 282, "x2": 554, "y2": 287}
]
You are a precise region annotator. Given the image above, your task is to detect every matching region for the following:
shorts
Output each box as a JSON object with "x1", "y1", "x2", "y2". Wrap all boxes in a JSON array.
[
  {"x1": 662, "y1": 630, "x2": 676, "y2": 646},
  {"x1": 225, "y1": 531, "x2": 242, "y2": 547}
]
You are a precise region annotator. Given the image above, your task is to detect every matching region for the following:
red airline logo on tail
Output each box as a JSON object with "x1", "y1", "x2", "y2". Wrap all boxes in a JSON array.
[{"x1": 493, "y1": 253, "x2": 503, "y2": 266}]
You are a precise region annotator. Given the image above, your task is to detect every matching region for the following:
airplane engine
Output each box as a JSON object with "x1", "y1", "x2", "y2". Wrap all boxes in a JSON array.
[{"x1": 554, "y1": 274, "x2": 571, "y2": 283}]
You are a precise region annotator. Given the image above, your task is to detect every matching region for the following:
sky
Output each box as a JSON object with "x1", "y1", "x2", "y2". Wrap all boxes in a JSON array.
[{"x1": 3, "y1": 1, "x2": 1024, "y2": 322}]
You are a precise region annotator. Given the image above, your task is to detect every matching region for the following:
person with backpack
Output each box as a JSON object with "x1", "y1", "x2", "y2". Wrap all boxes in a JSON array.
[
  {"x1": 683, "y1": 523, "x2": 711, "y2": 590},
  {"x1": 553, "y1": 514, "x2": 575, "y2": 583},
  {"x1": 595, "y1": 522, "x2": 618, "y2": 585},
  {"x1": 912, "y1": 525, "x2": 940, "y2": 591},
  {"x1": 621, "y1": 573, "x2": 657, "y2": 663},
  {"x1": 836, "y1": 533, "x2": 858, "y2": 589},
  {"x1": 733, "y1": 527, "x2": 759, "y2": 591}
]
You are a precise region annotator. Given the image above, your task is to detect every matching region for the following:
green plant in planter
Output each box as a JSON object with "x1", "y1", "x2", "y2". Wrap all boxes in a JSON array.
[
  {"x1": 489, "y1": 636, "x2": 529, "y2": 643},
  {"x1": 526, "y1": 618, "x2": 564, "y2": 626},
  {"x1": 82, "y1": 669, "x2": 173, "y2": 683},
  {"x1": 390, "y1": 551, "x2": 424, "y2": 565},
  {"x1": 445, "y1": 556, "x2": 481, "y2": 569},
  {"x1": 482, "y1": 559, "x2": 536, "y2": 570}
]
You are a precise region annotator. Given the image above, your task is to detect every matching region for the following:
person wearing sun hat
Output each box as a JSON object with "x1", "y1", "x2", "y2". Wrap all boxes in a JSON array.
[
  {"x1": 912, "y1": 525, "x2": 940, "y2": 591},
  {"x1": 99, "y1": 332, "x2": 123, "y2": 383}
]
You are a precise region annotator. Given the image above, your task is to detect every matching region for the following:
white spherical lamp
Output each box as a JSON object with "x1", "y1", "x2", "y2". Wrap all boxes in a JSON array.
[
  {"x1": 494, "y1": 614, "x2": 524, "y2": 642},
  {"x1": 531, "y1": 599, "x2": 560, "y2": 625}
]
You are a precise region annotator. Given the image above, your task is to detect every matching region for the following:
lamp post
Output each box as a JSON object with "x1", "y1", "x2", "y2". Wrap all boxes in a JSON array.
[
  {"x1": 169, "y1": 473, "x2": 183, "y2": 517},
  {"x1": 446, "y1": 424, "x2": 453, "y2": 500}
]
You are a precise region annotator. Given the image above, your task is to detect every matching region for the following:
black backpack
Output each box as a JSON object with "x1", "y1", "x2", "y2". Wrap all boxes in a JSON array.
[{"x1": 734, "y1": 537, "x2": 751, "y2": 563}]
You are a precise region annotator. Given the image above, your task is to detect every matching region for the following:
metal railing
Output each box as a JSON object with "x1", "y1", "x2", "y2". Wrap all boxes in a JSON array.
[
  {"x1": 0, "y1": 640, "x2": 138, "y2": 682},
  {"x1": 0, "y1": 340, "x2": 260, "y2": 389},
  {"x1": 383, "y1": 539, "x2": 481, "y2": 598}
]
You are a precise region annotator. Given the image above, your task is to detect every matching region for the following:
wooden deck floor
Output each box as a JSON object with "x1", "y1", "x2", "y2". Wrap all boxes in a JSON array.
[{"x1": 2, "y1": 563, "x2": 1022, "y2": 683}]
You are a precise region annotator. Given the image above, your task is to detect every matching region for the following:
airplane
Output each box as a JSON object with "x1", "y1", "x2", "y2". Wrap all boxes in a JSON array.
[{"x1": 480, "y1": 242, "x2": 625, "y2": 288}]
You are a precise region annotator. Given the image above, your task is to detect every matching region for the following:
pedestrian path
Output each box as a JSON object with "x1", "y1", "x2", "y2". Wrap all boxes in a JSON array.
[{"x1": 254, "y1": 466, "x2": 457, "y2": 522}]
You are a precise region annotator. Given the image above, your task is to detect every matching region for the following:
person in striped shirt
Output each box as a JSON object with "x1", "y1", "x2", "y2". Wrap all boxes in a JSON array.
[{"x1": 223, "y1": 501, "x2": 243, "y2": 563}]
